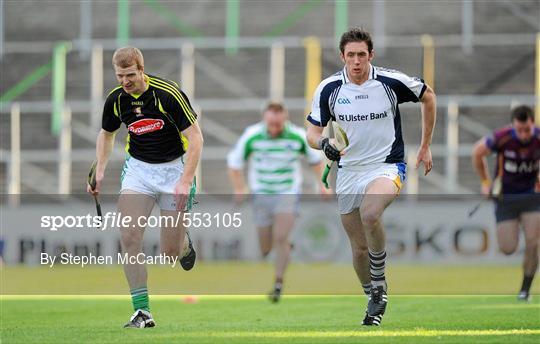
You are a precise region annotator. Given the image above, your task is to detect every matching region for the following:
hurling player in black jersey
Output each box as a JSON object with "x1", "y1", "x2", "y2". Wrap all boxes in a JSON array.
[{"x1": 87, "y1": 47, "x2": 203, "y2": 328}]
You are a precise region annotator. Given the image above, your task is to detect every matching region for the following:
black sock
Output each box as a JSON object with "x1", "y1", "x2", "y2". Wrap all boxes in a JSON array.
[
  {"x1": 520, "y1": 274, "x2": 535, "y2": 293},
  {"x1": 362, "y1": 283, "x2": 372, "y2": 296},
  {"x1": 275, "y1": 278, "x2": 283, "y2": 292},
  {"x1": 369, "y1": 249, "x2": 386, "y2": 289}
]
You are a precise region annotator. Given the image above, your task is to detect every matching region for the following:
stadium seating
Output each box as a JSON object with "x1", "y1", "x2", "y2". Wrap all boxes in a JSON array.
[{"x1": 0, "y1": 1, "x2": 537, "y2": 194}]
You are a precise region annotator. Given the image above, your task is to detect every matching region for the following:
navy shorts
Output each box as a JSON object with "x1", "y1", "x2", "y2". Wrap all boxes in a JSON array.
[{"x1": 495, "y1": 194, "x2": 540, "y2": 223}]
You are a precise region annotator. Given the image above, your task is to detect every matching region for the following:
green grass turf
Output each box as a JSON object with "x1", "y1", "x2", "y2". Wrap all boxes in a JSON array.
[
  {"x1": 1, "y1": 295, "x2": 539, "y2": 343},
  {"x1": 2, "y1": 263, "x2": 539, "y2": 294},
  {"x1": 2, "y1": 264, "x2": 539, "y2": 343}
]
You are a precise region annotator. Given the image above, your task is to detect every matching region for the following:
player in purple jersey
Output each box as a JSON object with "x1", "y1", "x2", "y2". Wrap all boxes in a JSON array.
[{"x1": 472, "y1": 105, "x2": 539, "y2": 301}]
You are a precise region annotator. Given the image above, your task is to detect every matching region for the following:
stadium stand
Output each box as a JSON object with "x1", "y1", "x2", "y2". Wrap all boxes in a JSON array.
[{"x1": 0, "y1": 0, "x2": 537, "y2": 195}]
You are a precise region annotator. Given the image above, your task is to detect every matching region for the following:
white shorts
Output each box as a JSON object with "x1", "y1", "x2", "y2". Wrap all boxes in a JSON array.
[
  {"x1": 336, "y1": 162, "x2": 406, "y2": 214},
  {"x1": 120, "y1": 156, "x2": 191, "y2": 211},
  {"x1": 252, "y1": 194, "x2": 300, "y2": 228}
]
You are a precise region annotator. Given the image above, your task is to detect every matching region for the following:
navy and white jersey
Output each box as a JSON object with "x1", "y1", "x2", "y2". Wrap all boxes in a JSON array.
[{"x1": 307, "y1": 65, "x2": 426, "y2": 166}]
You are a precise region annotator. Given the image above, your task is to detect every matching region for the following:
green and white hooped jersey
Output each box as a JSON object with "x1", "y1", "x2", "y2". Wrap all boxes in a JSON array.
[{"x1": 227, "y1": 122, "x2": 321, "y2": 194}]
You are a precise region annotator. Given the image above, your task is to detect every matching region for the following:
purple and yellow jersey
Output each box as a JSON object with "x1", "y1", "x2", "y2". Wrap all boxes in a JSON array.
[{"x1": 485, "y1": 126, "x2": 540, "y2": 194}]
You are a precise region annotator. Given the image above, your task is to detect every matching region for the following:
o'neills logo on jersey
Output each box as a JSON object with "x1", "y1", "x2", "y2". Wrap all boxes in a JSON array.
[
  {"x1": 338, "y1": 111, "x2": 388, "y2": 122},
  {"x1": 128, "y1": 119, "x2": 165, "y2": 135}
]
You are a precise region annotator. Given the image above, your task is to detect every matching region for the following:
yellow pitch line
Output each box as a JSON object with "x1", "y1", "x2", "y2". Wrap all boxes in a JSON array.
[
  {"x1": 0, "y1": 295, "x2": 266, "y2": 300},
  {"x1": 1, "y1": 294, "x2": 536, "y2": 300},
  {"x1": 208, "y1": 329, "x2": 540, "y2": 338}
]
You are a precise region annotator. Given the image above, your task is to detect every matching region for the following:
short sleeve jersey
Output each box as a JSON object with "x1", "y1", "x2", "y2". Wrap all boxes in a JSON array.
[
  {"x1": 485, "y1": 126, "x2": 540, "y2": 194},
  {"x1": 227, "y1": 122, "x2": 321, "y2": 194},
  {"x1": 102, "y1": 74, "x2": 198, "y2": 163},
  {"x1": 307, "y1": 65, "x2": 426, "y2": 166}
]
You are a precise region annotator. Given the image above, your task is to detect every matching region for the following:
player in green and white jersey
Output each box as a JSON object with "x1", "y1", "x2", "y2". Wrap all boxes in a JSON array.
[{"x1": 227, "y1": 102, "x2": 329, "y2": 302}]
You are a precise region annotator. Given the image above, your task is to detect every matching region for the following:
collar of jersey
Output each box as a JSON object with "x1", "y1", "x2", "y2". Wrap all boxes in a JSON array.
[
  {"x1": 341, "y1": 64, "x2": 376, "y2": 84},
  {"x1": 511, "y1": 127, "x2": 538, "y2": 146},
  {"x1": 127, "y1": 74, "x2": 150, "y2": 99}
]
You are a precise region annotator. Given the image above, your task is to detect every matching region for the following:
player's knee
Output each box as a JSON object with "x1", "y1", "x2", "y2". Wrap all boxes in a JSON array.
[
  {"x1": 360, "y1": 208, "x2": 381, "y2": 228},
  {"x1": 120, "y1": 235, "x2": 143, "y2": 253},
  {"x1": 273, "y1": 235, "x2": 288, "y2": 246},
  {"x1": 499, "y1": 244, "x2": 517, "y2": 255},
  {"x1": 261, "y1": 247, "x2": 271, "y2": 258}
]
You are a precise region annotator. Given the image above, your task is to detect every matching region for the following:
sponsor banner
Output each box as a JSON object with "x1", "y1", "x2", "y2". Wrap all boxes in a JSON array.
[{"x1": 0, "y1": 196, "x2": 524, "y2": 265}]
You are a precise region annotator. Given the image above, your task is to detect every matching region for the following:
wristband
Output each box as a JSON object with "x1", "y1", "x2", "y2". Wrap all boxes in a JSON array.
[{"x1": 317, "y1": 137, "x2": 326, "y2": 150}]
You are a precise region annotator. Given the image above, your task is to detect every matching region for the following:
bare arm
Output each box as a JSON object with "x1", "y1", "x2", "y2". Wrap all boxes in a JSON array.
[
  {"x1": 228, "y1": 168, "x2": 247, "y2": 194},
  {"x1": 416, "y1": 85, "x2": 436, "y2": 175},
  {"x1": 472, "y1": 138, "x2": 492, "y2": 195},
  {"x1": 179, "y1": 122, "x2": 204, "y2": 186},
  {"x1": 173, "y1": 121, "x2": 203, "y2": 211},
  {"x1": 420, "y1": 85, "x2": 436, "y2": 147},
  {"x1": 87, "y1": 129, "x2": 116, "y2": 195},
  {"x1": 228, "y1": 167, "x2": 250, "y2": 205},
  {"x1": 306, "y1": 123, "x2": 325, "y2": 150}
]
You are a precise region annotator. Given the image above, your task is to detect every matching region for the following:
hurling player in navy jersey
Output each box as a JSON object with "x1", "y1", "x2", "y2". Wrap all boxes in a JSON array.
[
  {"x1": 87, "y1": 47, "x2": 203, "y2": 328},
  {"x1": 473, "y1": 105, "x2": 539, "y2": 301},
  {"x1": 306, "y1": 28, "x2": 436, "y2": 325}
]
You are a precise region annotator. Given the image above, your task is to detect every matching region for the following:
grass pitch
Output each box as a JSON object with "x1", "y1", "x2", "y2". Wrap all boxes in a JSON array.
[
  {"x1": 1, "y1": 264, "x2": 539, "y2": 343},
  {"x1": 1, "y1": 295, "x2": 539, "y2": 343}
]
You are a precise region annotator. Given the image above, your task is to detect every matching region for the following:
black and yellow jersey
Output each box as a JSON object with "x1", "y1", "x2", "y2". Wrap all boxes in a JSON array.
[{"x1": 102, "y1": 74, "x2": 197, "y2": 163}]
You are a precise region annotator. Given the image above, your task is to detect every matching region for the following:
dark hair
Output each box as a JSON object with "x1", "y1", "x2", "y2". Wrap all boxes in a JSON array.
[
  {"x1": 511, "y1": 105, "x2": 534, "y2": 122},
  {"x1": 264, "y1": 102, "x2": 286, "y2": 113},
  {"x1": 339, "y1": 28, "x2": 373, "y2": 54}
]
